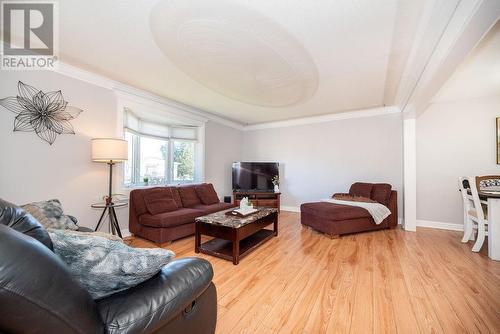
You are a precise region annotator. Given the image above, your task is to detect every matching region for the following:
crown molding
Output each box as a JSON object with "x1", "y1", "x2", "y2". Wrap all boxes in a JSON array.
[
  {"x1": 52, "y1": 62, "x2": 245, "y2": 130},
  {"x1": 394, "y1": 0, "x2": 499, "y2": 117},
  {"x1": 243, "y1": 106, "x2": 401, "y2": 131},
  {"x1": 394, "y1": 0, "x2": 462, "y2": 111},
  {"x1": 51, "y1": 62, "x2": 404, "y2": 132},
  {"x1": 54, "y1": 62, "x2": 115, "y2": 90}
]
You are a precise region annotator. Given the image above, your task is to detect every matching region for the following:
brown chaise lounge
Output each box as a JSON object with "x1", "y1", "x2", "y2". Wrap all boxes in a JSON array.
[
  {"x1": 129, "y1": 183, "x2": 235, "y2": 245},
  {"x1": 300, "y1": 182, "x2": 398, "y2": 238}
]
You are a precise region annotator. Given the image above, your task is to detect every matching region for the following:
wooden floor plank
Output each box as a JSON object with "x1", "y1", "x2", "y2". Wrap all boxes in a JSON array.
[
  {"x1": 349, "y1": 233, "x2": 374, "y2": 334},
  {"x1": 371, "y1": 231, "x2": 399, "y2": 334},
  {"x1": 128, "y1": 212, "x2": 500, "y2": 334}
]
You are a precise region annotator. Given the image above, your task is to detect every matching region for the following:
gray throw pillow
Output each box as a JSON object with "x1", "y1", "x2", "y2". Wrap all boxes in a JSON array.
[
  {"x1": 22, "y1": 199, "x2": 78, "y2": 230},
  {"x1": 48, "y1": 229, "x2": 175, "y2": 299}
]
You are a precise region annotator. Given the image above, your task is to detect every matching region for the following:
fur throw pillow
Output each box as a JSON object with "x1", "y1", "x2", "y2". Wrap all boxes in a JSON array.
[
  {"x1": 48, "y1": 229, "x2": 175, "y2": 299},
  {"x1": 58, "y1": 229, "x2": 123, "y2": 242},
  {"x1": 22, "y1": 199, "x2": 78, "y2": 230}
]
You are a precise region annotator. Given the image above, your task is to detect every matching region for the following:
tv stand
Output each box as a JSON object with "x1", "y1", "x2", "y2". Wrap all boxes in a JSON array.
[{"x1": 233, "y1": 191, "x2": 281, "y2": 213}]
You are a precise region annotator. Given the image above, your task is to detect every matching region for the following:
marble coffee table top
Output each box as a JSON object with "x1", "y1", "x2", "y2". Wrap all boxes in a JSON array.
[{"x1": 195, "y1": 207, "x2": 278, "y2": 228}]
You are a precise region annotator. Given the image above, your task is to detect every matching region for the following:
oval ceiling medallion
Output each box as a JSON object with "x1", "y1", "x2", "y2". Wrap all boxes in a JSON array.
[{"x1": 150, "y1": 0, "x2": 318, "y2": 107}]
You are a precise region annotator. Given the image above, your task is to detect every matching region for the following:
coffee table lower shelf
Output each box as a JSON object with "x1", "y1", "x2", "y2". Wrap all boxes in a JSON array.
[{"x1": 197, "y1": 229, "x2": 275, "y2": 265}]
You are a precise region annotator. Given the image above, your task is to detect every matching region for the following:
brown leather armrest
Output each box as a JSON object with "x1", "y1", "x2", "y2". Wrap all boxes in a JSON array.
[{"x1": 387, "y1": 190, "x2": 398, "y2": 228}]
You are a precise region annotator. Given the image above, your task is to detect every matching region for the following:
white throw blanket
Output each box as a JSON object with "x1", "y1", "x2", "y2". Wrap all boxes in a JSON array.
[{"x1": 320, "y1": 199, "x2": 391, "y2": 225}]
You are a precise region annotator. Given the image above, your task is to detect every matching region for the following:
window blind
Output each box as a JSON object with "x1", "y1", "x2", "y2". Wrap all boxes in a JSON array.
[{"x1": 124, "y1": 109, "x2": 198, "y2": 141}]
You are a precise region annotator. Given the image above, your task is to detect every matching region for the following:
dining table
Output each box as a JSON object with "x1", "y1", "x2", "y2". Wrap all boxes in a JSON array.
[{"x1": 477, "y1": 190, "x2": 500, "y2": 261}]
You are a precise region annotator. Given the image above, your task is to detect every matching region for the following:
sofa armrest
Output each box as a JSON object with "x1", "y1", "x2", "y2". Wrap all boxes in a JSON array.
[
  {"x1": 96, "y1": 257, "x2": 214, "y2": 334},
  {"x1": 387, "y1": 190, "x2": 398, "y2": 228}
]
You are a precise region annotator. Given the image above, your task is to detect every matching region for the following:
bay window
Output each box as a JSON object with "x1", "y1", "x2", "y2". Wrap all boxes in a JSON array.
[{"x1": 123, "y1": 108, "x2": 200, "y2": 186}]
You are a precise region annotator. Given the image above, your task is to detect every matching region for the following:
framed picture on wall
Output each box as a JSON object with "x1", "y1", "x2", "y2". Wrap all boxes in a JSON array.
[{"x1": 497, "y1": 118, "x2": 500, "y2": 164}]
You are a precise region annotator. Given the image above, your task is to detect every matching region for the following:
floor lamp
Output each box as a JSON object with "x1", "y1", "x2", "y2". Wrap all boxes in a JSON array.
[{"x1": 91, "y1": 138, "x2": 128, "y2": 237}]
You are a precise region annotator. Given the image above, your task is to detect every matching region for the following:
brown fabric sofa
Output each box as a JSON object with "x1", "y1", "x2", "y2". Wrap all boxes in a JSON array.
[
  {"x1": 129, "y1": 183, "x2": 235, "y2": 244},
  {"x1": 300, "y1": 182, "x2": 398, "y2": 238}
]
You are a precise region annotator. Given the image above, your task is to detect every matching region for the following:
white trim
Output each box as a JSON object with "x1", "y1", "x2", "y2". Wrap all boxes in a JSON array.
[
  {"x1": 55, "y1": 62, "x2": 114, "y2": 89},
  {"x1": 281, "y1": 205, "x2": 301, "y2": 213},
  {"x1": 121, "y1": 228, "x2": 132, "y2": 238},
  {"x1": 51, "y1": 62, "x2": 405, "y2": 131},
  {"x1": 403, "y1": 117, "x2": 417, "y2": 232},
  {"x1": 403, "y1": 118, "x2": 417, "y2": 232},
  {"x1": 394, "y1": 0, "x2": 462, "y2": 110},
  {"x1": 244, "y1": 106, "x2": 400, "y2": 131},
  {"x1": 117, "y1": 92, "x2": 207, "y2": 126},
  {"x1": 395, "y1": 0, "x2": 499, "y2": 116},
  {"x1": 417, "y1": 220, "x2": 464, "y2": 231},
  {"x1": 52, "y1": 62, "x2": 244, "y2": 130}
]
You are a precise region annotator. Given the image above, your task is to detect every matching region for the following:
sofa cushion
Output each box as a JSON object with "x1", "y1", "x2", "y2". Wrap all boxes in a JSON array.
[
  {"x1": 167, "y1": 187, "x2": 183, "y2": 208},
  {"x1": 143, "y1": 188, "x2": 178, "y2": 215},
  {"x1": 349, "y1": 182, "x2": 373, "y2": 198},
  {"x1": 130, "y1": 189, "x2": 148, "y2": 216},
  {"x1": 300, "y1": 202, "x2": 371, "y2": 221},
  {"x1": 178, "y1": 185, "x2": 202, "y2": 207},
  {"x1": 192, "y1": 202, "x2": 235, "y2": 214},
  {"x1": 371, "y1": 184, "x2": 392, "y2": 205},
  {"x1": 195, "y1": 184, "x2": 220, "y2": 205},
  {"x1": 139, "y1": 208, "x2": 203, "y2": 228}
]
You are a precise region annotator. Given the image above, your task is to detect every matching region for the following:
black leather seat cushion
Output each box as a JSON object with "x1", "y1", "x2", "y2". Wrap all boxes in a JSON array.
[
  {"x1": 0, "y1": 198, "x2": 218, "y2": 334},
  {"x1": 96, "y1": 257, "x2": 214, "y2": 334},
  {"x1": 0, "y1": 198, "x2": 53, "y2": 250},
  {"x1": 0, "y1": 224, "x2": 104, "y2": 334}
]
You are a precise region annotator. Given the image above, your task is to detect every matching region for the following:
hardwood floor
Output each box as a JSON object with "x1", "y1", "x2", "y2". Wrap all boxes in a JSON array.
[{"x1": 128, "y1": 212, "x2": 500, "y2": 333}]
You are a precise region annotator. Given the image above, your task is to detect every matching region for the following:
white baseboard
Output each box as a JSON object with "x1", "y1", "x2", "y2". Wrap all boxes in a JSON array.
[
  {"x1": 279, "y1": 208, "x2": 462, "y2": 233},
  {"x1": 416, "y1": 220, "x2": 463, "y2": 231},
  {"x1": 280, "y1": 205, "x2": 301, "y2": 212},
  {"x1": 121, "y1": 228, "x2": 132, "y2": 238}
]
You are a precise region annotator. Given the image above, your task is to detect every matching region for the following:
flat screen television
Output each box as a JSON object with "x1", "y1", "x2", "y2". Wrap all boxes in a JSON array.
[{"x1": 232, "y1": 162, "x2": 279, "y2": 192}]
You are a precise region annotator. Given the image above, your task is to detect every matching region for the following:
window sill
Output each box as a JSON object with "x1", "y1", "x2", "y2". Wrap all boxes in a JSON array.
[{"x1": 123, "y1": 181, "x2": 199, "y2": 190}]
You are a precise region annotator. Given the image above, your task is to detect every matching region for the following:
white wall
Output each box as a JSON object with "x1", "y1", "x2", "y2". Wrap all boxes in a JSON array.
[
  {"x1": 242, "y1": 113, "x2": 404, "y2": 217},
  {"x1": 0, "y1": 70, "x2": 244, "y2": 231},
  {"x1": 0, "y1": 70, "x2": 123, "y2": 230},
  {"x1": 0, "y1": 70, "x2": 407, "y2": 231},
  {"x1": 416, "y1": 95, "x2": 500, "y2": 225},
  {"x1": 205, "y1": 121, "x2": 243, "y2": 198}
]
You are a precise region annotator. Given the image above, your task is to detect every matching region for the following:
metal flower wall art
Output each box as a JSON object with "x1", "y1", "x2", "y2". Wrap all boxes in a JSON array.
[{"x1": 0, "y1": 81, "x2": 83, "y2": 145}]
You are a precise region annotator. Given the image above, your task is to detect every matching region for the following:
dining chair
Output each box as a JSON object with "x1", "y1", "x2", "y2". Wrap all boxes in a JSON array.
[
  {"x1": 458, "y1": 177, "x2": 476, "y2": 243},
  {"x1": 476, "y1": 175, "x2": 500, "y2": 192},
  {"x1": 467, "y1": 176, "x2": 489, "y2": 252}
]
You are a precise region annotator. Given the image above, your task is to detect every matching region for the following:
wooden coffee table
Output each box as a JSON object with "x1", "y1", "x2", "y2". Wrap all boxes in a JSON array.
[{"x1": 195, "y1": 208, "x2": 278, "y2": 265}]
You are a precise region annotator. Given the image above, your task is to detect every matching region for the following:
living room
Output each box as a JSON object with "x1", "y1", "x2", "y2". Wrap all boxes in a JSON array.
[{"x1": 1, "y1": 0, "x2": 499, "y2": 333}]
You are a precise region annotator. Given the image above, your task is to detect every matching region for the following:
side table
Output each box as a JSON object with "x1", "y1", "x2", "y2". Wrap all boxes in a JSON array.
[{"x1": 91, "y1": 201, "x2": 128, "y2": 238}]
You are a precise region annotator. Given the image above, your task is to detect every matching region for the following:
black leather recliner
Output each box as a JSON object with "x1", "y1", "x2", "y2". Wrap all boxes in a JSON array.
[{"x1": 0, "y1": 199, "x2": 217, "y2": 334}]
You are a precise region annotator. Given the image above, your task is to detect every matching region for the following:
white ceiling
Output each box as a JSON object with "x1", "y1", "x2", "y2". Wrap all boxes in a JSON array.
[
  {"x1": 434, "y1": 20, "x2": 500, "y2": 102},
  {"x1": 56, "y1": 0, "x2": 425, "y2": 124}
]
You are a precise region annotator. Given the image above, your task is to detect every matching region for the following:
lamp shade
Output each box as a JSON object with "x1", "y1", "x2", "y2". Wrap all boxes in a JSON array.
[{"x1": 91, "y1": 138, "x2": 128, "y2": 163}]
